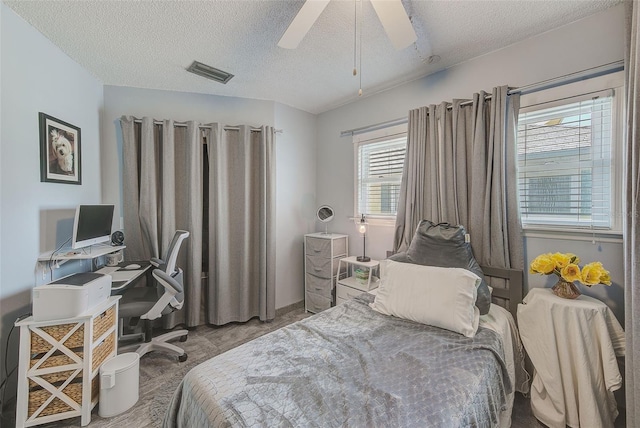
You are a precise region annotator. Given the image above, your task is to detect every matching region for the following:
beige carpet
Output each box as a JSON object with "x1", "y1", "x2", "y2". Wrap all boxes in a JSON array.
[{"x1": 31, "y1": 303, "x2": 622, "y2": 428}]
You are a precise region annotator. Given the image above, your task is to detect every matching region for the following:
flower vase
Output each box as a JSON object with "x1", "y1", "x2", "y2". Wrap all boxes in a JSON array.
[{"x1": 551, "y1": 277, "x2": 581, "y2": 299}]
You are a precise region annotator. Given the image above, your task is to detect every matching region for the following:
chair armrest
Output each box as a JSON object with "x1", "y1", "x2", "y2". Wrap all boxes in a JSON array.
[
  {"x1": 153, "y1": 269, "x2": 183, "y2": 293},
  {"x1": 150, "y1": 257, "x2": 163, "y2": 268}
]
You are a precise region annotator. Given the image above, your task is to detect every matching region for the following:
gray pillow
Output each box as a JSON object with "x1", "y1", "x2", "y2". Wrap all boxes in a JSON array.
[{"x1": 393, "y1": 220, "x2": 491, "y2": 315}]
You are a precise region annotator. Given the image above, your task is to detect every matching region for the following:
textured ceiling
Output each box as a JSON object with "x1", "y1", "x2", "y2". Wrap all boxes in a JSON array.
[{"x1": 4, "y1": 0, "x2": 622, "y2": 114}]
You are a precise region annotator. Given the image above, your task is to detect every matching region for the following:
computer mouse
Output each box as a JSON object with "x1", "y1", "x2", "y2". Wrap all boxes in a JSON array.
[{"x1": 125, "y1": 263, "x2": 141, "y2": 270}]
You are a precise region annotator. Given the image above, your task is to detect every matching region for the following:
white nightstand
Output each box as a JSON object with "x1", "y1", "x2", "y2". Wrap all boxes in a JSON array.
[{"x1": 336, "y1": 256, "x2": 380, "y2": 305}]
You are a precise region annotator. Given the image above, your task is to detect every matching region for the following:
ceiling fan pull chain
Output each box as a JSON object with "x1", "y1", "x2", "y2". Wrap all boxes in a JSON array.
[
  {"x1": 353, "y1": 0, "x2": 358, "y2": 77},
  {"x1": 358, "y1": 0, "x2": 363, "y2": 96}
]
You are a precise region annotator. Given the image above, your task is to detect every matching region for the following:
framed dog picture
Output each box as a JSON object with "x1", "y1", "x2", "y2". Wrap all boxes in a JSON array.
[{"x1": 39, "y1": 112, "x2": 81, "y2": 184}]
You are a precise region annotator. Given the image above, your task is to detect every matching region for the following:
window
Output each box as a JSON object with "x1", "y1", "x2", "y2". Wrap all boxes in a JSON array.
[
  {"x1": 517, "y1": 74, "x2": 622, "y2": 232},
  {"x1": 354, "y1": 126, "x2": 407, "y2": 219}
]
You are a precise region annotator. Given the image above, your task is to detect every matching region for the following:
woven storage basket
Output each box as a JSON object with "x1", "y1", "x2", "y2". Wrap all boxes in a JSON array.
[
  {"x1": 92, "y1": 335, "x2": 114, "y2": 372},
  {"x1": 30, "y1": 323, "x2": 84, "y2": 354},
  {"x1": 28, "y1": 380, "x2": 82, "y2": 417},
  {"x1": 91, "y1": 376, "x2": 99, "y2": 401},
  {"x1": 28, "y1": 370, "x2": 78, "y2": 389},
  {"x1": 30, "y1": 351, "x2": 83, "y2": 369},
  {"x1": 93, "y1": 307, "x2": 115, "y2": 341}
]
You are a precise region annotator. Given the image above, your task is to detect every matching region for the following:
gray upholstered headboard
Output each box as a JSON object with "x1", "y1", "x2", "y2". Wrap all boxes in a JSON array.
[{"x1": 480, "y1": 266, "x2": 523, "y2": 318}]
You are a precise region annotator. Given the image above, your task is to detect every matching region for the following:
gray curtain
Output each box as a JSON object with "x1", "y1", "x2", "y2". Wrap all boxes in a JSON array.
[
  {"x1": 205, "y1": 125, "x2": 276, "y2": 325},
  {"x1": 120, "y1": 117, "x2": 203, "y2": 327},
  {"x1": 625, "y1": 2, "x2": 640, "y2": 425},
  {"x1": 393, "y1": 86, "x2": 522, "y2": 273}
]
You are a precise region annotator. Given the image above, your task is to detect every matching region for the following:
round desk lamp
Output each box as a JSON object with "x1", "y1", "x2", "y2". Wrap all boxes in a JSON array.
[{"x1": 356, "y1": 214, "x2": 370, "y2": 262}]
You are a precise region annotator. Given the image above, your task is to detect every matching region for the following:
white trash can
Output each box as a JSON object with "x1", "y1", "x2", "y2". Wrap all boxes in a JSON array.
[{"x1": 99, "y1": 352, "x2": 140, "y2": 418}]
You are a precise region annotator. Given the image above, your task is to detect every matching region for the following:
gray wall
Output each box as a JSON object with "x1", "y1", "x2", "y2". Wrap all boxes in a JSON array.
[
  {"x1": 0, "y1": 2, "x2": 104, "y2": 402},
  {"x1": 274, "y1": 103, "x2": 318, "y2": 308},
  {"x1": 315, "y1": 4, "x2": 626, "y2": 323},
  {"x1": 101, "y1": 86, "x2": 317, "y2": 310}
]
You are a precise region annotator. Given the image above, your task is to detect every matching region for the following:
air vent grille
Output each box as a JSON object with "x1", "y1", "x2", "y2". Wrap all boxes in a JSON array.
[{"x1": 187, "y1": 61, "x2": 234, "y2": 84}]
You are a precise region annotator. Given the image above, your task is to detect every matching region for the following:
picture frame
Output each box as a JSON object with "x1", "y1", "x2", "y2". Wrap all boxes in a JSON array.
[{"x1": 39, "y1": 112, "x2": 81, "y2": 184}]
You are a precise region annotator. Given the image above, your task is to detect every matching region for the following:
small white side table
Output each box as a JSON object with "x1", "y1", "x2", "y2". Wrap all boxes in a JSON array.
[
  {"x1": 517, "y1": 288, "x2": 625, "y2": 428},
  {"x1": 336, "y1": 256, "x2": 379, "y2": 304}
]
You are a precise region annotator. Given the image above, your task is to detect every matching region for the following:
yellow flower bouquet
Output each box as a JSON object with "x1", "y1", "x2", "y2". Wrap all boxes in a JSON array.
[{"x1": 529, "y1": 252, "x2": 611, "y2": 299}]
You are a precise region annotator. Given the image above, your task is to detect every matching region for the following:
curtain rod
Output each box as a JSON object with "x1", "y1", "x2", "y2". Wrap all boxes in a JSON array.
[
  {"x1": 131, "y1": 119, "x2": 282, "y2": 134},
  {"x1": 451, "y1": 61, "x2": 622, "y2": 107},
  {"x1": 507, "y1": 60, "x2": 623, "y2": 96},
  {"x1": 340, "y1": 117, "x2": 408, "y2": 137},
  {"x1": 340, "y1": 60, "x2": 624, "y2": 137}
]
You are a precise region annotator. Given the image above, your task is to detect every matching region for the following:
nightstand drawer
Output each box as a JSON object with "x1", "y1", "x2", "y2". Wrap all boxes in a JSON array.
[
  {"x1": 337, "y1": 284, "x2": 366, "y2": 301},
  {"x1": 305, "y1": 237, "x2": 331, "y2": 257},
  {"x1": 305, "y1": 291, "x2": 332, "y2": 313},
  {"x1": 305, "y1": 255, "x2": 342, "y2": 279},
  {"x1": 305, "y1": 236, "x2": 347, "y2": 258},
  {"x1": 305, "y1": 274, "x2": 333, "y2": 298}
]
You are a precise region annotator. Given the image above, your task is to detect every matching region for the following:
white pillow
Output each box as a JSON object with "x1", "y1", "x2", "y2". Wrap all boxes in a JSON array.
[{"x1": 370, "y1": 260, "x2": 481, "y2": 337}]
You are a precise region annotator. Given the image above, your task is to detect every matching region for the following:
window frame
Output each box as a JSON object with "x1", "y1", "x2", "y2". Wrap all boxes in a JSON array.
[
  {"x1": 353, "y1": 124, "x2": 407, "y2": 225},
  {"x1": 517, "y1": 71, "x2": 624, "y2": 235}
]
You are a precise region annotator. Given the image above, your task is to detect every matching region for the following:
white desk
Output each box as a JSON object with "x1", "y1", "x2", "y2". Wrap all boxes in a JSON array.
[
  {"x1": 518, "y1": 288, "x2": 625, "y2": 428},
  {"x1": 96, "y1": 262, "x2": 151, "y2": 292}
]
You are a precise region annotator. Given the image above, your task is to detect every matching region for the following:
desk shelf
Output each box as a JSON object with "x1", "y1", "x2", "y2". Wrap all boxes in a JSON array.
[{"x1": 38, "y1": 245, "x2": 125, "y2": 262}]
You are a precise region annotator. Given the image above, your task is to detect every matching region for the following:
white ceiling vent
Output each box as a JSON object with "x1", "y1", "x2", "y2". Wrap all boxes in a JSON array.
[{"x1": 187, "y1": 61, "x2": 234, "y2": 84}]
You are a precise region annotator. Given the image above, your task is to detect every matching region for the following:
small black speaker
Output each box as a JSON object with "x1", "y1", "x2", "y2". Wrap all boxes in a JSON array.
[{"x1": 111, "y1": 230, "x2": 124, "y2": 246}]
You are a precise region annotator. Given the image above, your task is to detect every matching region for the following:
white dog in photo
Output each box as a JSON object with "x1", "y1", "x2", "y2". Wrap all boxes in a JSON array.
[{"x1": 50, "y1": 129, "x2": 73, "y2": 173}]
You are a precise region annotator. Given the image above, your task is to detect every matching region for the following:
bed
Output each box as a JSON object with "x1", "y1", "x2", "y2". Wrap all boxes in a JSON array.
[{"x1": 163, "y1": 264, "x2": 528, "y2": 428}]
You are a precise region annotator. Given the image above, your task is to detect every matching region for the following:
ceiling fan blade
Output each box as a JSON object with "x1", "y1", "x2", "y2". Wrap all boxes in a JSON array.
[
  {"x1": 370, "y1": 0, "x2": 417, "y2": 50},
  {"x1": 278, "y1": 0, "x2": 331, "y2": 49}
]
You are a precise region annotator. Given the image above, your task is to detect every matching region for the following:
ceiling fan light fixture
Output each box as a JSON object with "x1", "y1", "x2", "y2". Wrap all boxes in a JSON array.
[{"x1": 187, "y1": 61, "x2": 234, "y2": 84}]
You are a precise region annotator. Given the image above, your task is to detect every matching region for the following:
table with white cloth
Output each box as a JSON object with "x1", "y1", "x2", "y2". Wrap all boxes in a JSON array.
[{"x1": 517, "y1": 288, "x2": 625, "y2": 428}]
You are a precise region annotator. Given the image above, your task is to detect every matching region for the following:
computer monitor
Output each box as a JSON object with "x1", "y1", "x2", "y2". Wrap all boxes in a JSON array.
[{"x1": 71, "y1": 204, "x2": 115, "y2": 249}]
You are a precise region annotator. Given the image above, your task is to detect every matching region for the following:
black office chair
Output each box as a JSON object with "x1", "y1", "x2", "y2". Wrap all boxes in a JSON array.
[{"x1": 119, "y1": 230, "x2": 190, "y2": 361}]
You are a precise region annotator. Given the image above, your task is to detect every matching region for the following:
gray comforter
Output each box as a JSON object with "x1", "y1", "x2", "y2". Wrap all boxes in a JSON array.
[{"x1": 164, "y1": 294, "x2": 511, "y2": 428}]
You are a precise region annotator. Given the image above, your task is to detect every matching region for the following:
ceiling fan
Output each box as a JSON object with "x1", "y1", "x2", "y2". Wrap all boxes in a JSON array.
[{"x1": 278, "y1": 0, "x2": 417, "y2": 50}]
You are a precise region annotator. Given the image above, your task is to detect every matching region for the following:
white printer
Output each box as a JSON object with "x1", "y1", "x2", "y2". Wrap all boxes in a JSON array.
[{"x1": 32, "y1": 272, "x2": 112, "y2": 321}]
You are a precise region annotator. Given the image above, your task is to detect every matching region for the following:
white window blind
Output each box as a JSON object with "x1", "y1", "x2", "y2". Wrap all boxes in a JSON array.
[
  {"x1": 356, "y1": 137, "x2": 406, "y2": 217},
  {"x1": 517, "y1": 90, "x2": 614, "y2": 229}
]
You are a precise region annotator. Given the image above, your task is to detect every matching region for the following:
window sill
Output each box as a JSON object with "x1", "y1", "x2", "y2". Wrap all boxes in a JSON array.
[{"x1": 522, "y1": 226, "x2": 623, "y2": 243}]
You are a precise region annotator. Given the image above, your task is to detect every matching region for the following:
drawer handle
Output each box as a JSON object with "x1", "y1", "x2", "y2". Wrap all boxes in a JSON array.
[
  {"x1": 313, "y1": 248, "x2": 321, "y2": 252},
  {"x1": 314, "y1": 267, "x2": 322, "y2": 272}
]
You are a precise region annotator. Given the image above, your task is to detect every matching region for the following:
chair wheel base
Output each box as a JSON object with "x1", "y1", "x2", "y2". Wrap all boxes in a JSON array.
[{"x1": 178, "y1": 354, "x2": 188, "y2": 362}]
